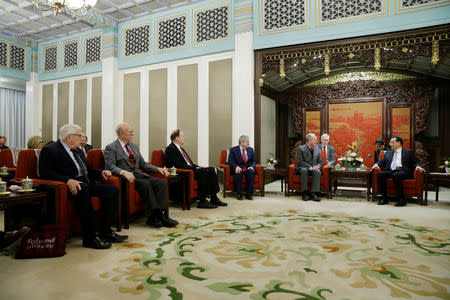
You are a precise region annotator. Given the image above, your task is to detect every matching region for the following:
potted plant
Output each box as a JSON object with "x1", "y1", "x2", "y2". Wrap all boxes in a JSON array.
[{"x1": 266, "y1": 153, "x2": 278, "y2": 170}]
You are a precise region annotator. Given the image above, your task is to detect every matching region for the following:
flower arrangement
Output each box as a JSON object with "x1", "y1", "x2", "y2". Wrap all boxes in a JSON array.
[
  {"x1": 439, "y1": 159, "x2": 450, "y2": 174},
  {"x1": 336, "y1": 137, "x2": 364, "y2": 170},
  {"x1": 266, "y1": 153, "x2": 278, "y2": 169}
]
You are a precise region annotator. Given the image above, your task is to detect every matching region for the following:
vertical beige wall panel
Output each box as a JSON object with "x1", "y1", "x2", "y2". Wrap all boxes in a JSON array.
[
  {"x1": 209, "y1": 59, "x2": 232, "y2": 166},
  {"x1": 261, "y1": 95, "x2": 276, "y2": 165},
  {"x1": 148, "y1": 68, "x2": 168, "y2": 157},
  {"x1": 124, "y1": 72, "x2": 141, "y2": 147},
  {"x1": 177, "y1": 64, "x2": 198, "y2": 163},
  {"x1": 91, "y1": 77, "x2": 102, "y2": 148},
  {"x1": 74, "y1": 79, "x2": 87, "y2": 131},
  {"x1": 42, "y1": 84, "x2": 54, "y2": 144},
  {"x1": 57, "y1": 82, "x2": 69, "y2": 133}
]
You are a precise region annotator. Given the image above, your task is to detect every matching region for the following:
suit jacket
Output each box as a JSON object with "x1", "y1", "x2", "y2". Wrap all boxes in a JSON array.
[
  {"x1": 377, "y1": 148, "x2": 419, "y2": 175},
  {"x1": 374, "y1": 145, "x2": 390, "y2": 163},
  {"x1": 227, "y1": 145, "x2": 257, "y2": 174},
  {"x1": 39, "y1": 140, "x2": 102, "y2": 183},
  {"x1": 0, "y1": 145, "x2": 9, "y2": 150},
  {"x1": 295, "y1": 144, "x2": 322, "y2": 172},
  {"x1": 317, "y1": 143, "x2": 335, "y2": 166},
  {"x1": 104, "y1": 140, "x2": 158, "y2": 177},
  {"x1": 84, "y1": 144, "x2": 93, "y2": 152},
  {"x1": 164, "y1": 142, "x2": 198, "y2": 171}
]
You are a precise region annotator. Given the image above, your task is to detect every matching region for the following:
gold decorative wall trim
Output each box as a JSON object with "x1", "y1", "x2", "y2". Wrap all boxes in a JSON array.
[
  {"x1": 303, "y1": 71, "x2": 418, "y2": 87},
  {"x1": 395, "y1": 0, "x2": 450, "y2": 15}
]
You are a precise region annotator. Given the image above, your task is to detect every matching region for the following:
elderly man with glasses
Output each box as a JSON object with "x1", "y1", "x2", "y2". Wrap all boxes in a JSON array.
[{"x1": 39, "y1": 124, "x2": 127, "y2": 249}]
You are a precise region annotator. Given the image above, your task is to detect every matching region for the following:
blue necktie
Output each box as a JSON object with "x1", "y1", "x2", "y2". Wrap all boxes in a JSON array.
[{"x1": 391, "y1": 151, "x2": 397, "y2": 170}]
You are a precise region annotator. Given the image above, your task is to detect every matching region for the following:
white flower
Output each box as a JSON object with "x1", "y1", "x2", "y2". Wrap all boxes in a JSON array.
[
  {"x1": 350, "y1": 152, "x2": 357, "y2": 157},
  {"x1": 338, "y1": 157, "x2": 344, "y2": 161}
]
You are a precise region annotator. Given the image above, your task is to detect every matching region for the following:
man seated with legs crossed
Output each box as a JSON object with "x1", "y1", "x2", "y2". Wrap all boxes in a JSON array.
[
  {"x1": 227, "y1": 135, "x2": 256, "y2": 200},
  {"x1": 39, "y1": 124, "x2": 127, "y2": 249},
  {"x1": 105, "y1": 123, "x2": 178, "y2": 228},
  {"x1": 371, "y1": 136, "x2": 425, "y2": 207},
  {"x1": 165, "y1": 129, "x2": 226, "y2": 208},
  {"x1": 295, "y1": 133, "x2": 322, "y2": 202}
]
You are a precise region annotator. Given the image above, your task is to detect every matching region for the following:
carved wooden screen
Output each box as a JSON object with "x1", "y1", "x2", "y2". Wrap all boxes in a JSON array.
[
  {"x1": 304, "y1": 109, "x2": 321, "y2": 140},
  {"x1": 327, "y1": 98, "x2": 385, "y2": 165},
  {"x1": 390, "y1": 104, "x2": 413, "y2": 149}
]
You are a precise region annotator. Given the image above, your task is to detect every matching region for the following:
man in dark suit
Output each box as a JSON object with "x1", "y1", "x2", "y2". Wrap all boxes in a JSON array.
[
  {"x1": 39, "y1": 124, "x2": 127, "y2": 249},
  {"x1": 227, "y1": 135, "x2": 256, "y2": 200},
  {"x1": 295, "y1": 133, "x2": 322, "y2": 201},
  {"x1": 80, "y1": 133, "x2": 93, "y2": 157},
  {"x1": 104, "y1": 123, "x2": 178, "y2": 228},
  {"x1": 371, "y1": 136, "x2": 425, "y2": 207},
  {"x1": 318, "y1": 133, "x2": 336, "y2": 168},
  {"x1": 165, "y1": 129, "x2": 226, "y2": 208}
]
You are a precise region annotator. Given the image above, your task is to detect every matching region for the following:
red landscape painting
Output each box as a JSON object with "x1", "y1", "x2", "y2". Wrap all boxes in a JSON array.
[
  {"x1": 329, "y1": 101, "x2": 383, "y2": 167},
  {"x1": 305, "y1": 110, "x2": 321, "y2": 139},
  {"x1": 391, "y1": 107, "x2": 411, "y2": 149}
]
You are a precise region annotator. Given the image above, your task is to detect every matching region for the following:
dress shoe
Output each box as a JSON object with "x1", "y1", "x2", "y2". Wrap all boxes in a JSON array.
[
  {"x1": 237, "y1": 193, "x2": 243, "y2": 200},
  {"x1": 211, "y1": 197, "x2": 228, "y2": 206},
  {"x1": 309, "y1": 193, "x2": 321, "y2": 202},
  {"x1": 245, "y1": 193, "x2": 253, "y2": 200},
  {"x1": 395, "y1": 200, "x2": 406, "y2": 207},
  {"x1": 377, "y1": 199, "x2": 389, "y2": 205},
  {"x1": 197, "y1": 200, "x2": 218, "y2": 209},
  {"x1": 0, "y1": 227, "x2": 30, "y2": 250},
  {"x1": 158, "y1": 214, "x2": 178, "y2": 227},
  {"x1": 99, "y1": 232, "x2": 128, "y2": 243},
  {"x1": 146, "y1": 216, "x2": 162, "y2": 228},
  {"x1": 83, "y1": 236, "x2": 111, "y2": 249},
  {"x1": 302, "y1": 193, "x2": 309, "y2": 201}
]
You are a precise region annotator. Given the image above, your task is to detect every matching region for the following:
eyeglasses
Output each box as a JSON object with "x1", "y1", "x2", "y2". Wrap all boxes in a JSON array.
[
  {"x1": 70, "y1": 134, "x2": 82, "y2": 137},
  {"x1": 38, "y1": 141, "x2": 43, "y2": 144}
]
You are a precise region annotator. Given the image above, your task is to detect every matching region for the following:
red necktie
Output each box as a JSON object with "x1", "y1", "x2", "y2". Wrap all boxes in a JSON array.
[
  {"x1": 125, "y1": 144, "x2": 135, "y2": 168},
  {"x1": 181, "y1": 147, "x2": 192, "y2": 165},
  {"x1": 242, "y1": 148, "x2": 247, "y2": 171}
]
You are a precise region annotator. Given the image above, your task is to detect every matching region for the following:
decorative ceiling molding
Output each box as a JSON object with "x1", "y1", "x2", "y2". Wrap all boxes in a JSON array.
[{"x1": 0, "y1": 0, "x2": 202, "y2": 43}]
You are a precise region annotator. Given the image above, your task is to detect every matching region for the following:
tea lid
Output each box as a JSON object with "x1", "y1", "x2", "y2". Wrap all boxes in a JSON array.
[{"x1": 22, "y1": 176, "x2": 32, "y2": 182}]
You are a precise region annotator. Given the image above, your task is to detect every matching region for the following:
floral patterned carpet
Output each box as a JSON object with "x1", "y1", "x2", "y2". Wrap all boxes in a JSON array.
[{"x1": 98, "y1": 209, "x2": 450, "y2": 300}]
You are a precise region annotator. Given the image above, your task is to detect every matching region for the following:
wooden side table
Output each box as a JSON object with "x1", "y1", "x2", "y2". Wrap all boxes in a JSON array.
[
  {"x1": 424, "y1": 172, "x2": 450, "y2": 204},
  {"x1": 329, "y1": 169, "x2": 371, "y2": 201},
  {"x1": 0, "y1": 189, "x2": 49, "y2": 231},
  {"x1": 167, "y1": 170, "x2": 190, "y2": 210},
  {"x1": 263, "y1": 167, "x2": 288, "y2": 196}
]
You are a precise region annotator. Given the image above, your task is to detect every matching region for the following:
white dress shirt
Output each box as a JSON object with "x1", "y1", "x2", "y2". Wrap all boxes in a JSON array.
[
  {"x1": 175, "y1": 143, "x2": 191, "y2": 166},
  {"x1": 61, "y1": 140, "x2": 82, "y2": 176},
  {"x1": 392, "y1": 148, "x2": 403, "y2": 169}
]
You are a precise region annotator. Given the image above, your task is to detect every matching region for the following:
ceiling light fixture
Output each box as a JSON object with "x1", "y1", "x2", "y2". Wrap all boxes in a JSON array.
[{"x1": 32, "y1": 0, "x2": 97, "y2": 18}]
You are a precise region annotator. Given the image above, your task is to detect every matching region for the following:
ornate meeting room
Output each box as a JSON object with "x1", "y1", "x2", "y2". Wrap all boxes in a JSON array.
[{"x1": 0, "y1": 0, "x2": 449, "y2": 299}]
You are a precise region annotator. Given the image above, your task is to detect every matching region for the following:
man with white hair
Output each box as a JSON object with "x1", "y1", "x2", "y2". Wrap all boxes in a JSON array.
[
  {"x1": 105, "y1": 123, "x2": 179, "y2": 227},
  {"x1": 318, "y1": 133, "x2": 336, "y2": 168},
  {"x1": 39, "y1": 124, "x2": 127, "y2": 249},
  {"x1": 228, "y1": 135, "x2": 257, "y2": 200},
  {"x1": 295, "y1": 133, "x2": 322, "y2": 201}
]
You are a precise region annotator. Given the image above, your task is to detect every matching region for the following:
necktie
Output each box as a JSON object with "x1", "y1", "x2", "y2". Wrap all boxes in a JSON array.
[
  {"x1": 81, "y1": 146, "x2": 87, "y2": 157},
  {"x1": 71, "y1": 149, "x2": 91, "y2": 185},
  {"x1": 242, "y1": 148, "x2": 247, "y2": 171},
  {"x1": 391, "y1": 151, "x2": 397, "y2": 170},
  {"x1": 180, "y1": 147, "x2": 192, "y2": 165},
  {"x1": 124, "y1": 144, "x2": 136, "y2": 168}
]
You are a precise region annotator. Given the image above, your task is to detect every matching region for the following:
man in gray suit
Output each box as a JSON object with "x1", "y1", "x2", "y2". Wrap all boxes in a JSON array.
[
  {"x1": 295, "y1": 133, "x2": 322, "y2": 201},
  {"x1": 104, "y1": 123, "x2": 178, "y2": 228},
  {"x1": 318, "y1": 133, "x2": 336, "y2": 168}
]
